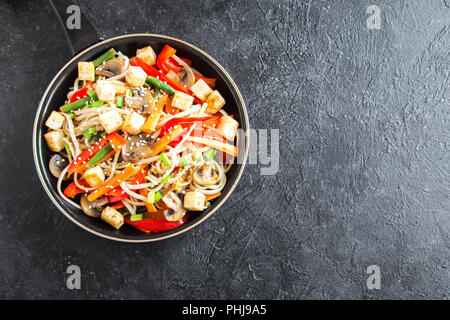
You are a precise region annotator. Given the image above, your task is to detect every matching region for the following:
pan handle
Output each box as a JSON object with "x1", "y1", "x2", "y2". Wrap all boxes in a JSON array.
[{"x1": 49, "y1": 0, "x2": 100, "y2": 55}]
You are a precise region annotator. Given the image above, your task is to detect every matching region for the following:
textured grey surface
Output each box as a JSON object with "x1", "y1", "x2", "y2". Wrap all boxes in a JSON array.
[{"x1": 0, "y1": 0, "x2": 449, "y2": 299}]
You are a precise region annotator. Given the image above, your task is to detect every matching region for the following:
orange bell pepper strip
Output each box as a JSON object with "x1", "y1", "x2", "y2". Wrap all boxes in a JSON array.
[
  {"x1": 151, "y1": 125, "x2": 185, "y2": 156},
  {"x1": 139, "y1": 188, "x2": 157, "y2": 213},
  {"x1": 87, "y1": 164, "x2": 138, "y2": 202},
  {"x1": 141, "y1": 93, "x2": 168, "y2": 133},
  {"x1": 194, "y1": 73, "x2": 216, "y2": 88},
  {"x1": 185, "y1": 136, "x2": 238, "y2": 157},
  {"x1": 164, "y1": 95, "x2": 173, "y2": 113},
  {"x1": 205, "y1": 192, "x2": 221, "y2": 201},
  {"x1": 67, "y1": 132, "x2": 126, "y2": 175},
  {"x1": 134, "y1": 164, "x2": 157, "y2": 213}
]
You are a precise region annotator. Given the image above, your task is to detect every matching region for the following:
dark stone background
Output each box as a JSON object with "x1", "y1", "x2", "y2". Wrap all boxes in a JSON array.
[{"x1": 0, "y1": 0, "x2": 448, "y2": 299}]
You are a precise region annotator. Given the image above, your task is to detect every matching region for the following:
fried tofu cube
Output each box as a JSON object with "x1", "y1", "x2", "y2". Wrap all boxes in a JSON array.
[
  {"x1": 45, "y1": 111, "x2": 65, "y2": 130},
  {"x1": 78, "y1": 61, "x2": 95, "y2": 81},
  {"x1": 83, "y1": 165, "x2": 105, "y2": 188},
  {"x1": 44, "y1": 130, "x2": 65, "y2": 152},
  {"x1": 205, "y1": 90, "x2": 225, "y2": 114},
  {"x1": 172, "y1": 91, "x2": 194, "y2": 110},
  {"x1": 99, "y1": 109, "x2": 123, "y2": 133},
  {"x1": 125, "y1": 66, "x2": 147, "y2": 87},
  {"x1": 101, "y1": 206, "x2": 124, "y2": 229},
  {"x1": 184, "y1": 191, "x2": 206, "y2": 211},
  {"x1": 122, "y1": 111, "x2": 145, "y2": 135},
  {"x1": 95, "y1": 80, "x2": 117, "y2": 101},
  {"x1": 216, "y1": 116, "x2": 239, "y2": 141},
  {"x1": 190, "y1": 79, "x2": 212, "y2": 101},
  {"x1": 136, "y1": 46, "x2": 157, "y2": 66}
]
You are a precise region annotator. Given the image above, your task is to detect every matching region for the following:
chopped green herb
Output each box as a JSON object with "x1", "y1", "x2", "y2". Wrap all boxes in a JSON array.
[
  {"x1": 130, "y1": 214, "x2": 143, "y2": 222},
  {"x1": 83, "y1": 127, "x2": 96, "y2": 139},
  {"x1": 161, "y1": 174, "x2": 171, "y2": 183},
  {"x1": 203, "y1": 149, "x2": 217, "y2": 160},
  {"x1": 193, "y1": 149, "x2": 202, "y2": 160},
  {"x1": 147, "y1": 191, "x2": 163, "y2": 204},
  {"x1": 180, "y1": 155, "x2": 190, "y2": 166},
  {"x1": 159, "y1": 152, "x2": 171, "y2": 167},
  {"x1": 155, "y1": 191, "x2": 163, "y2": 202},
  {"x1": 65, "y1": 143, "x2": 71, "y2": 156},
  {"x1": 116, "y1": 95, "x2": 124, "y2": 107}
]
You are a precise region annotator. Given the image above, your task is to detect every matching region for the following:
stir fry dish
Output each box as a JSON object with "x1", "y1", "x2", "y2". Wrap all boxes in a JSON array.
[{"x1": 43, "y1": 44, "x2": 239, "y2": 233}]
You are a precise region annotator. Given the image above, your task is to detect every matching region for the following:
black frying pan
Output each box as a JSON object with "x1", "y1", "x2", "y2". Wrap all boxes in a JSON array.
[{"x1": 32, "y1": 0, "x2": 249, "y2": 242}]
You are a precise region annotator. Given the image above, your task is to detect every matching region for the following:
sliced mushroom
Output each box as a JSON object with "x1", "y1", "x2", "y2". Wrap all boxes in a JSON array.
[
  {"x1": 121, "y1": 133, "x2": 153, "y2": 163},
  {"x1": 49, "y1": 154, "x2": 69, "y2": 179},
  {"x1": 80, "y1": 194, "x2": 107, "y2": 218},
  {"x1": 125, "y1": 96, "x2": 143, "y2": 109},
  {"x1": 125, "y1": 91, "x2": 154, "y2": 114},
  {"x1": 178, "y1": 67, "x2": 195, "y2": 87},
  {"x1": 162, "y1": 191, "x2": 186, "y2": 221},
  {"x1": 95, "y1": 58, "x2": 124, "y2": 77},
  {"x1": 193, "y1": 162, "x2": 220, "y2": 186}
]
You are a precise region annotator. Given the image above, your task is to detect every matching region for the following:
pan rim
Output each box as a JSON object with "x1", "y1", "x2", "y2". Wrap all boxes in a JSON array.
[{"x1": 32, "y1": 33, "x2": 249, "y2": 243}]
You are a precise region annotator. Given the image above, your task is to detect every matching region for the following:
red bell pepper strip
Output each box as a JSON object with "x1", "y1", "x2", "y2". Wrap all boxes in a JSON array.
[
  {"x1": 111, "y1": 202, "x2": 125, "y2": 209},
  {"x1": 164, "y1": 57, "x2": 193, "y2": 74},
  {"x1": 125, "y1": 215, "x2": 189, "y2": 233},
  {"x1": 105, "y1": 186, "x2": 124, "y2": 197},
  {"x1": 67, "y1": 132, "x2": 126, "y2": 175},
  {"x1": 67, "y1": 81, "x2": 93, "y2": 103},
  {"x1": 108, "y1": 194, "x2": 128, "y2": 203},
  {"x1": 63, "y1": 179, "x2": 89, "y2": 198},
  {"x1": 194, "y1": 73, "x2": 216, "y2": 88},
  {"x1": 157, "y1": 45, "x2": 177, "y2": 74},
  {"x1": 157, "y1": 45, "x2": 193, "y2": 74},
  {"x1": 130, "y1": 57, "x2": 202, "y2": 104}
]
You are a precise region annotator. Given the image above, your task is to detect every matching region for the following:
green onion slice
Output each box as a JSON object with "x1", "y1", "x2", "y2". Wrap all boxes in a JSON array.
[
  {"x1": 203, "y1": 149, "x2": 217, "y2": 160},
  {"x1": 83, "y1": 128, "x2": 96, "y2": 139},
  {"x1": 116, "y1": 96, "x2": 124, "y2": 107},
  {"x1": 159, "y1": 152, "x2": 171, "y2": 167},
  {"x1": 180, "y1": 156, "x2": 190, "y2": 166},
  {"x1": 130, "y1": 214, "x2": 143, "y2": 222}
]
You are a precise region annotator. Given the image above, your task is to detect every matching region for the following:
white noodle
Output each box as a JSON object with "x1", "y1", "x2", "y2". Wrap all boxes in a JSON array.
[
  {"x1": 57, "y1": 165, "x2": 82, "y2": 209},
  {"x1": 121, "y1": 198, "x2": 136, "y2": 215},
  {"x1": 62, "y1": 113, "x2": 80, "y2": 156},
  {"x1": 120, "y1": 182, "x2": 149, "y2": 202}
]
